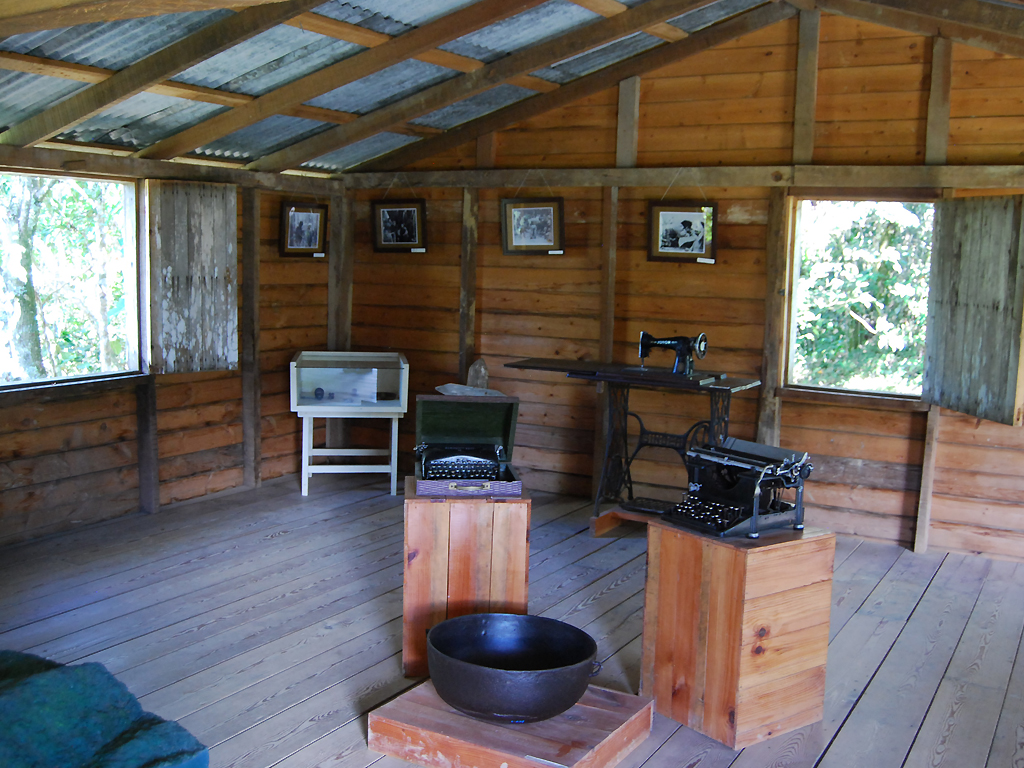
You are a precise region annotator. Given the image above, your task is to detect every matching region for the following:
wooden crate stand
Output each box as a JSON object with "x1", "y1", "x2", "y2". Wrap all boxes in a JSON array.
[
  {"x1": 640, "y1": 520, "x2": 835, "y2": 749},
  {"x1": 402, "y1": 476, "x2": 530, "y2": 677}
]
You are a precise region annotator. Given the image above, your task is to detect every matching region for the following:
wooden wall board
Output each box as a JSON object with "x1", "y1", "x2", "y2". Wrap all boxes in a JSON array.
[
  {"x1": 817, "y1": 63, "x2": 928, "y2": 96},
  {"x1": 641, "y1": 70, "x2": 794, "y2": 103},
  {"x1": 804, "y1": 504, "x2": 914, "y2": 544}
]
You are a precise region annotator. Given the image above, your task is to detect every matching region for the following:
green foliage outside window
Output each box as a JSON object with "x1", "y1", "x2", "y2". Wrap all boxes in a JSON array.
[
  {"x1": 0, "y1": 173, "x2": 136, "y2": 385},
  {"x1": 789, "y1": 200, "x2": 933, "y2": 395}
]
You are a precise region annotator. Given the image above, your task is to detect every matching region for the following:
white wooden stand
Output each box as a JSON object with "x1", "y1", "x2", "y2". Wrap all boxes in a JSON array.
[
  {"x1": 290, "y1": 351, "x2": 409, "y2": 496},
  {"x1": 299, "y1": 413, "x2": 400, "y2": 495}
]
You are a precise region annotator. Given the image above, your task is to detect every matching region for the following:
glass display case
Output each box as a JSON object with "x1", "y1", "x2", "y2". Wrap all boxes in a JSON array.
[{"x1": 289, "y1": 351, "x2": 409, "y2": 495}]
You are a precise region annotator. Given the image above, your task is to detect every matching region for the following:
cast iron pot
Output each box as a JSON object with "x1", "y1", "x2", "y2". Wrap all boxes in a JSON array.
[{"x1": 426, "y1": 612, "x2": 600, "y2": 723}]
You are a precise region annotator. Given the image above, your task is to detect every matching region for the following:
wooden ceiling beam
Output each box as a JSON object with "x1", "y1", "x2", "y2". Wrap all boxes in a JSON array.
[
  {"x1": 351, "y1": 1, "x2": 798, "y2": 173},
  {"x1": 867, "y1": 0, "x2": 1024, "y2": 38},
  {"x1": 283, "y1": 13, "x2": 557, "y2": 94},
  {"x1": 247, "y1": 0, "x2": 723, "y2": 172},
  {"x1": 135, "y1": 0, "x2": 549, "y2": 161},
  {"x1": 0, "y1": 0, "x2": 283, "y2": 36},
  {"x1": 0, "y1": 51, "x2": 434, "y2": 138},
  {"x1": 816, "y1": 0, "x2": 1024, "y2": 57},
  {"x1": 0, "y1": 0, "x2": 325, "y2": 147},
  {"x1": 567, "y1": 0, "x2": 688, "y2": 41}
]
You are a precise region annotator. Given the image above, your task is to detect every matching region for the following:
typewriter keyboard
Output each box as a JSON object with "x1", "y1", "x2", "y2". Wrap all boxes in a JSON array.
[
  {"x1": 619, "y1": 496, "x2": 748, "y2": 535},
  {"x1": 423, "y1": 456, "x2": 501, "y2": 481}
]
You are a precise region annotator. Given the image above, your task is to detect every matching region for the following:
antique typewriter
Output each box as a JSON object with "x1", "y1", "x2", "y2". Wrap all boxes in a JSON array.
[
  {"x1": 417, "y1": 443, "x2": 504, "y2": 481},
  {"x1": 620, "y1": 437, "x2": 813, "y2": 538}
]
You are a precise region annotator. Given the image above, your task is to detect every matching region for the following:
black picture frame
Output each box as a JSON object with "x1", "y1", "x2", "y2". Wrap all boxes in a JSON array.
[
  {"x1": 372, "y1": 199, "x2": 427, "y2": 252},
  {"x1": 500, "y1": 197, "x2": 565, "y2": 255},
  {"x1": 279, "y1": 201, "x2": 328, "y2": 257},
  {"x1": 647, "y1": 200, "x2": 718, "y2": 263}
]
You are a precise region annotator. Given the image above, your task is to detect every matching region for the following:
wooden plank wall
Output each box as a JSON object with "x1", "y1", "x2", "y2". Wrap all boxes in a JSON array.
[
  {"x1": 0, "y1": 386, "x2": 139, "y2": 545},
  {"x1": 481, "y1": 187, "x2": 602, "y2": 496},
  {"x1": 815, "y1": 16, "x2": 928, "y2": 164},
  {"x1": 4, "y1": 13, "x2": 1024, "y2": 559},
  {"x1": 256, "y1": 192, "x2": 330, "y2": 479},
  {"x1": 350, "y1": 189, "x2": 462, "y2": 463}
]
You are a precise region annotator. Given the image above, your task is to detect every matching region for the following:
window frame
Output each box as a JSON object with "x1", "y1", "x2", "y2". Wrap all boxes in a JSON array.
[
  {"x1": 0, "y1": 170, "x2": 145, "y2": 393},
  {"x1": 782, "y1": 188, "x2": 941, "y2": 403}
]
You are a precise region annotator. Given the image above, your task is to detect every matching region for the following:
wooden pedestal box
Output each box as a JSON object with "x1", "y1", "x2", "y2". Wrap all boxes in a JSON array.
[
  {"x1": 402, "y1": 476, "x2": 530, "y2": 677},
  {"x1": 641, "y1": 520, "x2": 835, "y2": 749}
]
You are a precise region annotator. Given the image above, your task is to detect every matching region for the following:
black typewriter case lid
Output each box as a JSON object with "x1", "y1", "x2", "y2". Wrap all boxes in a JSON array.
[{"x1": 415, "y1": 395, "x2": 519, "y2": 461}]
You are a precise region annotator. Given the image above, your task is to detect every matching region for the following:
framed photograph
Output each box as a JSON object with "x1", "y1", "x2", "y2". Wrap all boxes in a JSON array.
[
  {"x1": 647, "y1": 200, "x2": 718, "y2": 263},
  {"x1": 500, "y1": 198, "x2": 565, "y2": 255},
  {"x1": 280, "y1": 201, "x2": 328, "y2": 257},
  {"x1": 372, "y1": 199, "x2": 427, "y2": 252}
]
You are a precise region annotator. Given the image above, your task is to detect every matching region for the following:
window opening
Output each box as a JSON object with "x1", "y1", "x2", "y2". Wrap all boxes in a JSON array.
[
  {"x1": 788, "y1": 199, "x2": 933, "y2": 396},
  {"x1": 0, "y1": 172, "x2": 138, "y2": 385}
]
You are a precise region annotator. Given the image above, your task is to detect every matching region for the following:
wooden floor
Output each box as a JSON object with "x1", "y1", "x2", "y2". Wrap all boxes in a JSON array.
[{"x1": 1, "y1": 475, "x2": 1023, "y2": 768}]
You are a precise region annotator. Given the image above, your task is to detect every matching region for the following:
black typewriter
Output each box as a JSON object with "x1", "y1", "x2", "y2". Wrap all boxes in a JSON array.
[
  {"x1": 417, "y1": 444, "x2": 503, "y2": 481},
  {"x1": 619, "y1": 437, "x2": 813, "y2": 538}
]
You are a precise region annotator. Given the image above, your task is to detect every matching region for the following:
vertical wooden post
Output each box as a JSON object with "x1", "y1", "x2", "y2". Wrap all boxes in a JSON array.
[
  {"x1": 135, "y1": 180, "x2": 158, "y2": 513},
  {"x1": 592, "y1": 186, "x2": 619, "y2": 498},
  {"x1": 459, "y1": 187, "x2": 479, "y2": 384},
  {"x1": 925, "y1": 37, "x2": 952, "y2": 166},
  {"x1": 756, "y1": 187, "x2": 790, "y2": 446},
  {"x1": 914, "y1": 404, "x2": 942, "y2": 553},
  {"x1": 792, "y1": 9, "x2": 820, "y2": 165},
  {"x1": 616, "y1": 76, "x2": 641, "y2": 169},
  {"x1": 241, "y1": 186, "x2": 262, "y2": 487},
  {"x1": 327, "y1": 193, "x2": 354, "y2": 447},
  {"x1": 135, "y1": 374, "x2": 159, "y2": 513}
]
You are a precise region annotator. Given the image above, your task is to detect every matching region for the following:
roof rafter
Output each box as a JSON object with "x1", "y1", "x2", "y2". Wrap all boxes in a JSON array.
[
  {"x1": 0, "y1": 0, "x2": 285, "y2": 37},
  {"x1": 246, "y1": 0, "x2": 722, "y2": 173},
  {"x1": 282, "y1": 13, "x2": 558, "y2": 93},
  {"x1": 134, "y1": 0, "x2": 550, "y2": 161},
  {"x1": 567, "y1": 0, "x2": 689, "y2": 41},
  {"x1": 816, "y1": 0, "x2": 1024, "y2": 58},
  {"x1": 0, "y1": 0, "x2": 326, "y2": 148},
  {"x1": 351, "y1": 1, "x2": 798, "y2": 173}
]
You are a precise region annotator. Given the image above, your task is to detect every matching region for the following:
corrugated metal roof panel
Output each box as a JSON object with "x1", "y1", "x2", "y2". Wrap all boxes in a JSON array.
[
  {"x1": 174, "y1": 26, "x2": 361, "y2": 96},
  {"x1": 0, "y1": 72, "x2": 85, "y2": 129},
  {"x1": 412, "y1": 83, "x2": 534, "y2": 130},
  {"x1": 534, "y1": 31, "x2": 662, "y2": 84},
  {"x1": 670, "y1": 0, "x2": 768, "y2": 32},
  {"x1": 307, "y1": 59, "x2": 455, "y2": 114},
  {"x1": 311, "y1": 0, "x2": 479, "y2": 32},
  {"x1": 440, "y1": 0, "x2": 598, "y2": 63},
  {"x1": 1, "y1": 11, "x2": 229, "y2": 70},
  {"x1": 194, "y1": 114, "x2": 331, "y2": 161},
  {"x1": 302, "y1": 131, "x2": 418, "y2": 171},
  {"x1": 56, "y1": 92, "x2": 224, "y2": 148}
]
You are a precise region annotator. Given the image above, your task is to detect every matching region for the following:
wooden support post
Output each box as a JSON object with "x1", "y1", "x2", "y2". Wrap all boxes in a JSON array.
[
  {"x1": 792, "y1": 9, "x2": 820, "y2": 165},
  {"x1": 914, "y1": 404, "x2": 942, "y2": 553},
  {"x1": 756, "y1": 187, "x2": 790, "y2": 446},
  {"x1": 327, "y1": 192, "x2": 354, "y2": 448},
  {"x1": 592, "y1": 186, "x2": 619, "y2": 499},
  {"x1": 241, "y1": 186, "x2": 261, "y2": 487},
  {"x1": 925, "y1": 36, "x2": 952, "y2": 166},
  {"x1": 459, "y1": 187, "x2": 479, "y2": 384},
  {"x1": 616, "y1": 76, "x2": 641, "y2": 169},
  {"x1": 135, "y1": 374, "x2": 159, "y2": 514}
]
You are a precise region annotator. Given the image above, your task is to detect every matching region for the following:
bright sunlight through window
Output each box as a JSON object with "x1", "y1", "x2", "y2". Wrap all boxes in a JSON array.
[{"x1": 789, "y1": 200, "x2": 933, "y2": 396}]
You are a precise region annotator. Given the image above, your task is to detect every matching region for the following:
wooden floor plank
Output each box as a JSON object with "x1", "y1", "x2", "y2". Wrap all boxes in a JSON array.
[
  {"x1": 906, "y1": 559, "x2": 1024, "y2": 768},
  {"x1": 818, "y1": 553, "x2": 992, "y2": 768},
  {"x1": 1, "y1": 478, "x2": 1018, "y2": 768}
]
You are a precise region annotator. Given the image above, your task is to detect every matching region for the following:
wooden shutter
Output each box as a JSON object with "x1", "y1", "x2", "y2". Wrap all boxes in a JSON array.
[
  {"x1": 147, "y1": 180, "x2": 238, "y2": 374},
  {"x1": 924, "y1": 195, "x2": 1024, "y2": 426}
]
